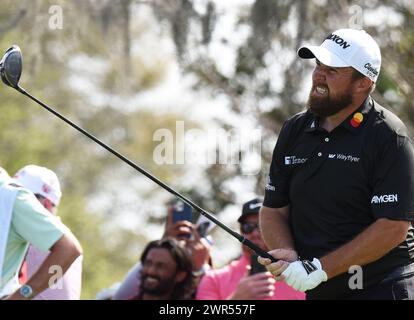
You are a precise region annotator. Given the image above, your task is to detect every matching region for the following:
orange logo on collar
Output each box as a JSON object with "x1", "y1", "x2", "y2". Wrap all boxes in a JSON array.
[{"x1": 350, "y1": 112, "x2": 363, "y2": 128}]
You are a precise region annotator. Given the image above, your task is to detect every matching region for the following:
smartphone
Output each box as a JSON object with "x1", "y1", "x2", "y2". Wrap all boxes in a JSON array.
[
  {"x1": 196, "y1": 213, "x2": 215, "y2": 238},
  {"x1": 249, "y1": 254, "x2": 267, "y2": 275},
  {"x1": 172, "y1": 200, "x2": 193, "y2": 224},
  {"x1": 197, "y1": 221, "x2": 210, "y2": 238}
]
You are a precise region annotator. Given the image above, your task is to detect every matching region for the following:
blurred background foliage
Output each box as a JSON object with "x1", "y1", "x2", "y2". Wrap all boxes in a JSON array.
[{"x1": 0, "y1": 0, "x2": 412, "y2": 298}]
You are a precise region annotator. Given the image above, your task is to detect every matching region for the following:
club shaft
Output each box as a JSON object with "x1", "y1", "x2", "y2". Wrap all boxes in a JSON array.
[{"x1": 17, "y1": 86, "x2": 277, "y2": 263}]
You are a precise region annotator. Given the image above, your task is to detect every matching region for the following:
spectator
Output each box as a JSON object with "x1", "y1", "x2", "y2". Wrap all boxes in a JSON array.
[
  {"x1": 0, "y1": 166, "x2": 82, "y2": 300},
  {"x1": 114, "y1": 199, "x2": 212, "y2": 300},
  {"x1": 131, "y1": 237, "x2": 194, "y2": 300},
  {"x1": 196, "y1": 198, "x2": 305, "y2": 300},
  {"x1": 13, "y1": 164, "x2": 83, "y2": 300},
  {"x1": 162, "y1": 199, "x2": 212, "y2": 275}
]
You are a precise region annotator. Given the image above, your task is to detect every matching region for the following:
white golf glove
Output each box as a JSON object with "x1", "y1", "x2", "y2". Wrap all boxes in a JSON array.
[{"x1": 281, "y1": 258, "x2": 328, "y2": 292}]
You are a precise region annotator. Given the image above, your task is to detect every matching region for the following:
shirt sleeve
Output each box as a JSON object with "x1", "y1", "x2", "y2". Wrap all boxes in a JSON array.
[
  {"x1": 370, "y1": 134, "x2": 414, "y2": 221},
  {"x1": 195, "y1": 272, "x2": 222, "y2": 300},
  {"x1": 263, "y1": 121, "x2": 292, "y2": 208},
  {"x1": 113, "y1": 262, "x2": 142, "y2": 300},
  {"x1": 12, "y1": 189, "x2": 70, "y2": 252}
]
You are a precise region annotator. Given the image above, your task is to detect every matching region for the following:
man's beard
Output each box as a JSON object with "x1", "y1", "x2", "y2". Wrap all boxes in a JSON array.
[
  {"x1": 140, "y1": 274, "x2": 176, "y2": 296},
  {"x1": 307, "y1": 84, "x2": 353, "y2": 118}
]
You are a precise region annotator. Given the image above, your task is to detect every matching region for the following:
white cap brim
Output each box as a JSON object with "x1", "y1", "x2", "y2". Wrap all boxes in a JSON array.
[{"x1": 297, "y1": 45, "x2": 350, "y2": 68}]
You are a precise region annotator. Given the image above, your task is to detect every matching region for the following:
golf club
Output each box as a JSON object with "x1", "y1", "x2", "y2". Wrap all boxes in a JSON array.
[{"x1": 0, "y1": 45, "x2": 318, "y2": 273}]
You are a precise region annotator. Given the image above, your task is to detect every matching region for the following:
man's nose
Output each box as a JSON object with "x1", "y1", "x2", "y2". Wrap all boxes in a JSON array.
[
  {"x1": 253, "y1": 228, "x2": 261, "y2": 237},
  {"x1": 313, "y1": 65, "x2": 327, "y2": 81},
  {"x1": 144, "y1": 265, "x2": 158, "y2": 276}
]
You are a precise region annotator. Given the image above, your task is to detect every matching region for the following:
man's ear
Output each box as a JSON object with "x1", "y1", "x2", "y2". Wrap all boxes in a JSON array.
[{"x1": 355, "y1": 76, "x2": 373, "y2": 93}]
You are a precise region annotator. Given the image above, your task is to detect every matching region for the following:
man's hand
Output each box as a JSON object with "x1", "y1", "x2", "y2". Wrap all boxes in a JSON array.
[
  {"x1": 163, "y1": 219, "x2": 212, "y2": 272},
  {"x1": 257, "y1": 248, "x2": 298, "y2": 280},
  {"x1": 281, "y1": 258, "x2": 327, "y2": 292},
  {"x1": 163, "y1": 219, "x2": 192, "y2": 239},
  {"x1": 185, "y1": 224, "x2": 211, "y2": 271},
  {"x1": 229, "y1": 266, "x2": 275, "y2": 300}
]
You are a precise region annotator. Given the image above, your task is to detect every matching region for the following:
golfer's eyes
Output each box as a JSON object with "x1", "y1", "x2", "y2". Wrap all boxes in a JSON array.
[{"x1": 315, "y1": 60, "x2": 338, "y2": 74}]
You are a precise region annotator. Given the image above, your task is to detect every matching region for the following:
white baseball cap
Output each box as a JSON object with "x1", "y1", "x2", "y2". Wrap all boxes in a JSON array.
[
  {"x1": 297, "y1": 28, "x2": 381, "y2": 82},
  {"x1": 0, "y1": 167, "x2": 10, "y2": 180},
  {"x1": 13, "y1": 165, "x2": 62, "y2": 206}
]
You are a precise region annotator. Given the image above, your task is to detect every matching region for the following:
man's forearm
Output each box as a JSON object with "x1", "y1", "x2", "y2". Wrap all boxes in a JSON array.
[
  {"x1": 321, "y1": 218, "x2": 409, "y2": 279},
  {"x1": 8, "y1": 232, "x2": 82, "y2": 300},
  {"x1": 259, "y1": 205, "x2": 295, "y2": 251}
]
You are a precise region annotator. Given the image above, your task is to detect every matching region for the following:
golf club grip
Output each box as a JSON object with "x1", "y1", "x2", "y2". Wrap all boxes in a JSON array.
[
  {"x1": 241, "y1": 238, "x2": 277, "y2": 263},
  {"x1": 242, "y1": 238, "x2": 317, "y2": 273}
]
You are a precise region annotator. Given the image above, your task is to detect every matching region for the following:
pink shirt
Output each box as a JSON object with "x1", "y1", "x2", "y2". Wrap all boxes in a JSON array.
[
  {"x1": 26, "y1": 245, "x2": 82, "y2": 300},
  {"x1": 196, "y1": 254, "x2": 305, "y2": 300}
]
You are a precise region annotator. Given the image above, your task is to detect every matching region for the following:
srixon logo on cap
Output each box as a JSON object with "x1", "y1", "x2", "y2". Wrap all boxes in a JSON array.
[
  {"x1": 42, "y1": 183, "x2": 51, "y2": 194},
  {"x1": 326, "y1": 33, "x2": 351, "y2": 49}
]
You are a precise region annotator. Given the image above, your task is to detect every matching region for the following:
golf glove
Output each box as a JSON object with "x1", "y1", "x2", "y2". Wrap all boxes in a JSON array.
[{"x1": 281, "y1": 258, "x2": 327, "y2": 292}]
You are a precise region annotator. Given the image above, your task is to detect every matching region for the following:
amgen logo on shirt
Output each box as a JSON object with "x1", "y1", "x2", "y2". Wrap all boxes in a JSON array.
[{"x1": 371, "y1": 194, "x2": 398, "y2": 204}]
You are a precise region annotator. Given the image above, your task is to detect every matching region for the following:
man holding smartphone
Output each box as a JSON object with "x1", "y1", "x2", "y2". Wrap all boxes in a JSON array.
[
  {"x1": 113, "y1": 198, "x2": 212, "y2": 299},
  {"x1": 196, "y1": 198, "x2": 305, "y2": 300}
]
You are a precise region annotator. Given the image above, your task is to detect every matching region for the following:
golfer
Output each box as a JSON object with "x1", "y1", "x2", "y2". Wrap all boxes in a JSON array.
[{"x1": 259, "y1": 28, "x2": 414, "y2": 300}]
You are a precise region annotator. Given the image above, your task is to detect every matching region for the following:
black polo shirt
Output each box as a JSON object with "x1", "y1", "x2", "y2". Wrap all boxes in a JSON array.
[{"x1": 263, "y1": 97, "x2": 414, "y2": 299}]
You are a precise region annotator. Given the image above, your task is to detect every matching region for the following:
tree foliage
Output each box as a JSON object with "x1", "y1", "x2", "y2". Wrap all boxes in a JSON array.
[
  {"x1": 150, "y1": 0, "x2": 414, "y2": 195},
  {"x1": 0, "y1": 0, "x2": 412, "y2": 298}
]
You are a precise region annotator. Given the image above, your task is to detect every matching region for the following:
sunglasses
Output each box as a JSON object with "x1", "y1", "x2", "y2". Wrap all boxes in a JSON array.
[
  {"x1": 241, "y1": 222, "x2": 260, "y2": 235},
  {"x1": 35, "y1": 194, "x2": 56, "y2": 207}
]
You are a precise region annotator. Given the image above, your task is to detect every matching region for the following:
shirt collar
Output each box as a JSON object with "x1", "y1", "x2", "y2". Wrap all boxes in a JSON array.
[
  {"x1": 305, "y1": 96, "x2": 373, "y2": 134},
  {"x1": 305, "y1": 114, "x2": 324, "y2": 133},
  {"x1": 339, "y1": 96, "x2": 373, "y2": 134}
]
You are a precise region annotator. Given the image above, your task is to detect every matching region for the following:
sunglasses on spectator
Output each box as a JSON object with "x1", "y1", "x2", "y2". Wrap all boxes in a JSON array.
[
  {"x1": 241, "y1": 222, "x2": 260, "y2": 234},
  {"x1": 35, "y1": 194, "x2": 56, "y2": 207}
]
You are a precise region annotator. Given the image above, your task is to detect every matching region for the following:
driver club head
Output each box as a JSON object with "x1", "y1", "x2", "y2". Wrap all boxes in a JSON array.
[{"x1": 0, "y1": 45, "x2": 22, "y2": 89}]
